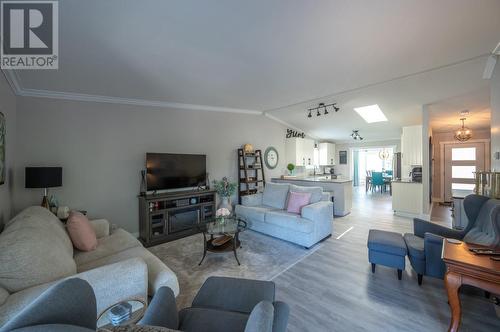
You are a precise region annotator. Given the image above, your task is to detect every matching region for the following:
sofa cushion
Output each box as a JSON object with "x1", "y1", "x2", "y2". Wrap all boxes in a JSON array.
[
  {"x1": 286, "y1": 191, "x2": 311, "y2": 214},
  {"x1": 0, "y1": 282, "x2": 54, "y2": 327},
  {"x1": 264, "y1": 211, "x2": 314, "y2": 234},
  {"x1": 235, "y1": 205, "x2": 275, "y2": 223},
  {"x1": 262, "y1": 183, "x2": 290, "y2": 209},
  {"x1": 0, "y1": 217, "x2": 77, "y2": 292},
  {"x1": 73, "y1": 229, "x2": 142, "y2": 267},
  {"x1": 4, "y1": 206, "x2": 73, "y2": 255},
  {"x1": 463, "y1": 199, "x2": 500, "y2": 246},
  {"x1": 179, "y1": 307, "x2": 248, "y2": 332},
  {"x1": 66, "y1": 212, "x2": 98, "y2": 252},
  {"x1": 77, "y1": 246, "x2": 179, "y2": 296},
  {"x1": 289, "y1": 185, "x2": 323, "y2": 204}
]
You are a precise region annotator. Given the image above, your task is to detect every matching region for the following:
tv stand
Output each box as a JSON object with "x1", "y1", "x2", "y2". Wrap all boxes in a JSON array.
[{"x1": 138, "y1": 189, "x2": 216, "y2": 247}]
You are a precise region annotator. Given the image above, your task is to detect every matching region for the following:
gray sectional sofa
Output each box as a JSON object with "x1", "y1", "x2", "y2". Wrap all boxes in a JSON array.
[
  {"x1": 0, "y1": 206, "x2": 179, "y2": 327},
  {"x1": 235, "y1": 183, "x2": 333, "y2": 248}
]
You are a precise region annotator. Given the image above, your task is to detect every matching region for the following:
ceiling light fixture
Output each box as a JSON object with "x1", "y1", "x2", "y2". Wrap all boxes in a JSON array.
[
  {"x1": 379, "y1": 149, "x2": 390, "y2": 160},
  {"x1": 307, "y1": 102, "x2": 340, "y2": 118},
  {"x1": 351, "y1": 130, "x2": 363, "y2": 141},
  {"x1": 454, "y1": 118, "x2": 472, "y2": 142},
  {"x1": 353, "y1": 104, "x2": 388, "y2": 123}
]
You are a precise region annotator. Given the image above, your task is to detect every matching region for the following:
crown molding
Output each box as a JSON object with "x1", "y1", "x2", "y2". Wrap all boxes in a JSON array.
[
  {"x1": 3, "y1": 70, "x2": 313, "y2": 137},
  {"x1": 17, "y1": 88, "x2": 264, "y2": 114}
]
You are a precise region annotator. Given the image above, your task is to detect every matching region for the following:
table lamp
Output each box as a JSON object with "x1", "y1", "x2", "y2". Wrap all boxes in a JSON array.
[{"x1": 25, "y1": 167, "x2": 62, "y2": 209}]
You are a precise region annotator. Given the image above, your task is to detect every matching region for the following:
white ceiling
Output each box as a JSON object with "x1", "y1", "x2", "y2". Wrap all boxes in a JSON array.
[
  {"x1": 10, "y1": 0, "x2": 500, "y2": 141},
  {"x1": 429, "y1": 88, "x2": 491, "y2": 133}
]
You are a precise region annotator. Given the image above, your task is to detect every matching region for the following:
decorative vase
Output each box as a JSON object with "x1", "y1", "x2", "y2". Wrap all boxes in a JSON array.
[
  {"x1": 140, "y1": 170, "x2": 147, "y2": 196},
  {"x1": 218, "y1": 197, "x2": 232, "y2": 213}
]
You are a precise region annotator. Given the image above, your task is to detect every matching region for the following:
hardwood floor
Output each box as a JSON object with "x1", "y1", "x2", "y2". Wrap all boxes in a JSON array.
[{"x1": 272, "y1": 186, "x2": 500, "y2": 332}]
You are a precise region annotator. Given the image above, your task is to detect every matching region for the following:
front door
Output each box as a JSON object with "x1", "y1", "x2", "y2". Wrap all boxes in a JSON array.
[{"x1": 443, "y1": 142, "x2": 487, "y2": 201}]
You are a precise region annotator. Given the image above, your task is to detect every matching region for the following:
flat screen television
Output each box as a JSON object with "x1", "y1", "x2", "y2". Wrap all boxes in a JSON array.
[{"x1": 146, "y1": 153, "x2": 206, "y2": 191}]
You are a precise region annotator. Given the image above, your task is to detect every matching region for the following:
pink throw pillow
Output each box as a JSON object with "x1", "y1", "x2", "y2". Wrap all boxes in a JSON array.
[
  {"x1": 66, "y1": 211, "x2": 97, "y2": 251},
  {"x1": 286, "y1": 191, "x2": 312, "y2": 214}
]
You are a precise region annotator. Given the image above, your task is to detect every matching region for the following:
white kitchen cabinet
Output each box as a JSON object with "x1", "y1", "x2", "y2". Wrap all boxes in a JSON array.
[
  {"x1": 401, "y1": 125, "x2": 423, "y2": 167},
  {"x1": 318, "y1": 142, "x2": 336, "y2": 165},
  {"x1": 286, "y1": 137, "x2": 315, "y2": 167}
]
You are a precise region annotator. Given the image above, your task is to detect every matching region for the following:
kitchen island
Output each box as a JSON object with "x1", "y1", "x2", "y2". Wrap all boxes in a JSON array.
[
  {"x1": 271, "y1": 176, "x2": 352, "y2": 216},
  {"x1": 391, "y1": 180, "x2": 423, "y2": 217}
]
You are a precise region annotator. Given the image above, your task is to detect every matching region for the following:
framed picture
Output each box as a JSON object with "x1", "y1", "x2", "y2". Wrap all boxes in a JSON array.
[
  {"x1": 0, "y1": 112, "x2": 5, "y2": 185},
  {"x1": 339, "y1": 150, "x2": 347, "y2": 165}
]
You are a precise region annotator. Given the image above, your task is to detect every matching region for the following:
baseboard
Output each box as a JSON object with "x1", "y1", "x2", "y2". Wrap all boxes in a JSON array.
[{"x1": 394, "y1": 211, "x2": 429, "y2": 220}]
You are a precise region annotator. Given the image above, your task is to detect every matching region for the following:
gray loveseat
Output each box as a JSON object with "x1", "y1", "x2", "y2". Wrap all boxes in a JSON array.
[
  {"x1": 0, "y1": 206, "x2": 179, "y2": 327},
  {"x1": 235, "y1": 183, "x2": 333, "y2": 248}
]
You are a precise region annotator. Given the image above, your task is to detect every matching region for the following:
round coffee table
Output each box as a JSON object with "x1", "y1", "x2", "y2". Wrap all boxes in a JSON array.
[
  {"x1": 198, "y1": 217, "x2": 247, "y2": 266},
  {"x1": 97, "y1": 299, "x2": 146, "y2": 328}
]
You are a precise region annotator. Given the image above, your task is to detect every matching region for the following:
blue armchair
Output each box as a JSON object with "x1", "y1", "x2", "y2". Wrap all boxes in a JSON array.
[{"x1": 404, "y1": 194, "x2": 500, "y2": 285}]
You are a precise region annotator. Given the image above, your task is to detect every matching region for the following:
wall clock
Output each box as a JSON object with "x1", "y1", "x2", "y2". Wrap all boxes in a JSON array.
[{"x1": 264, "y1": 147, "x2": 279, "y2": 169}]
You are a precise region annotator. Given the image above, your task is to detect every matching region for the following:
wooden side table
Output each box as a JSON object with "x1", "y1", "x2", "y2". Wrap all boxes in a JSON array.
[{"x1": 442, "y1": 240, "x2": 500, "y2": 332}]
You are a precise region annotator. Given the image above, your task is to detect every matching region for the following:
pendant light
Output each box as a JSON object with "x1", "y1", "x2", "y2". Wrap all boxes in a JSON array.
[
  {"x1": 454, "y1": 118, "x2": 472, "y2": 142},
  {"x1": 379, "y1": 149, "x2": 390, "y2": 160}
]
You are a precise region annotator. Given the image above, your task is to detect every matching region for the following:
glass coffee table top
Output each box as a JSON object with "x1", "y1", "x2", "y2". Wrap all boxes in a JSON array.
[
  {"x1": 97, "y1": 299, "x2": 146, "y2": 328},
  {"x1": 201, "y1": 217, "x2": 247, "y2": 235}
]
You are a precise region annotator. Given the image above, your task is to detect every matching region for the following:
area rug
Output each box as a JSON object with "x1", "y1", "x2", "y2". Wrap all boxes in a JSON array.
[{"x1": 148, "y1": 230, "x2": 317, "y2": 309}]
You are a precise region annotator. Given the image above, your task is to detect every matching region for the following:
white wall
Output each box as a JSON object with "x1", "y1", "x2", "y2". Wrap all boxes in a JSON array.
[
  {"x1": 0, "y1": 74, "x2": 17, "y2": 228},
  {"x1": 334, "y1": 139, "x2": 401, "y2": 180},
  {"x1": 492, "y1": 62, "x2": 500, "y2": 170},
  {"x1": 14, "y1": 97, "x2": 287, "y2": 233},
  {"x1": 422, "y1": 107, "x2": 431, "y2": 215}
]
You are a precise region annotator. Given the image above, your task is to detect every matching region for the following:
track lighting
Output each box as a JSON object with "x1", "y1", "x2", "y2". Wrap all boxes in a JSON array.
[
  {"x1": 351, "y1": 130, "x2": 363, "y2": 140},
  {"x1": 307, "y1": 102, "x2": 340, "y2": 118}
]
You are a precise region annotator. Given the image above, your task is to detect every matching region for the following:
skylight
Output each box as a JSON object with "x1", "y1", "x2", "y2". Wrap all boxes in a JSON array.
[{"x1": 353, "y1": 104, "x2": 388, "y2": 123}]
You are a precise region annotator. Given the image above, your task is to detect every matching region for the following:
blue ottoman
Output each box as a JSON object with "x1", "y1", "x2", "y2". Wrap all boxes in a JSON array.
[{"x1": 367, "y1": 229, "x2": 407, "y2": 280}]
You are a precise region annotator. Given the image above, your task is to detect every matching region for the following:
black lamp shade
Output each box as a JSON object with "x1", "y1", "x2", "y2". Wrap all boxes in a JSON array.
[{"x1": 25, "y1": 167, "x2": 62, "y2": 188}]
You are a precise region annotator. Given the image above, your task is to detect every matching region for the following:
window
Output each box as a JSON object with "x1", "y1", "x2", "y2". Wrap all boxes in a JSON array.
[
  {"x1": 452, "y1": 147, "x2": 476, "y2": 161},
  {"x1": 452, "y1": 183, "x2": 475, "y2": 190},
  {"x1": 452, "y1": 166, "x2": 476, "y2": 179}
]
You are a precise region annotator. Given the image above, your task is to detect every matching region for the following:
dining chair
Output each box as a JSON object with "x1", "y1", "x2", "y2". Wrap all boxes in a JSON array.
[
  {"x1": 371, "y1": 172, "x2": 385, "y2": 192},
  {"x1": 365, "y1": 171, "x2": 372, "y2": 192}
]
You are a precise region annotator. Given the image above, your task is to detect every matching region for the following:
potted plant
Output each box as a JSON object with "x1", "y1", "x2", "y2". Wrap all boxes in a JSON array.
[
  {"x1": 213, "y1": 177, "x2": 237, "y2": 213},
  {"x1": 287, "y1": 163, "x2": 295, "y2": 175}
]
